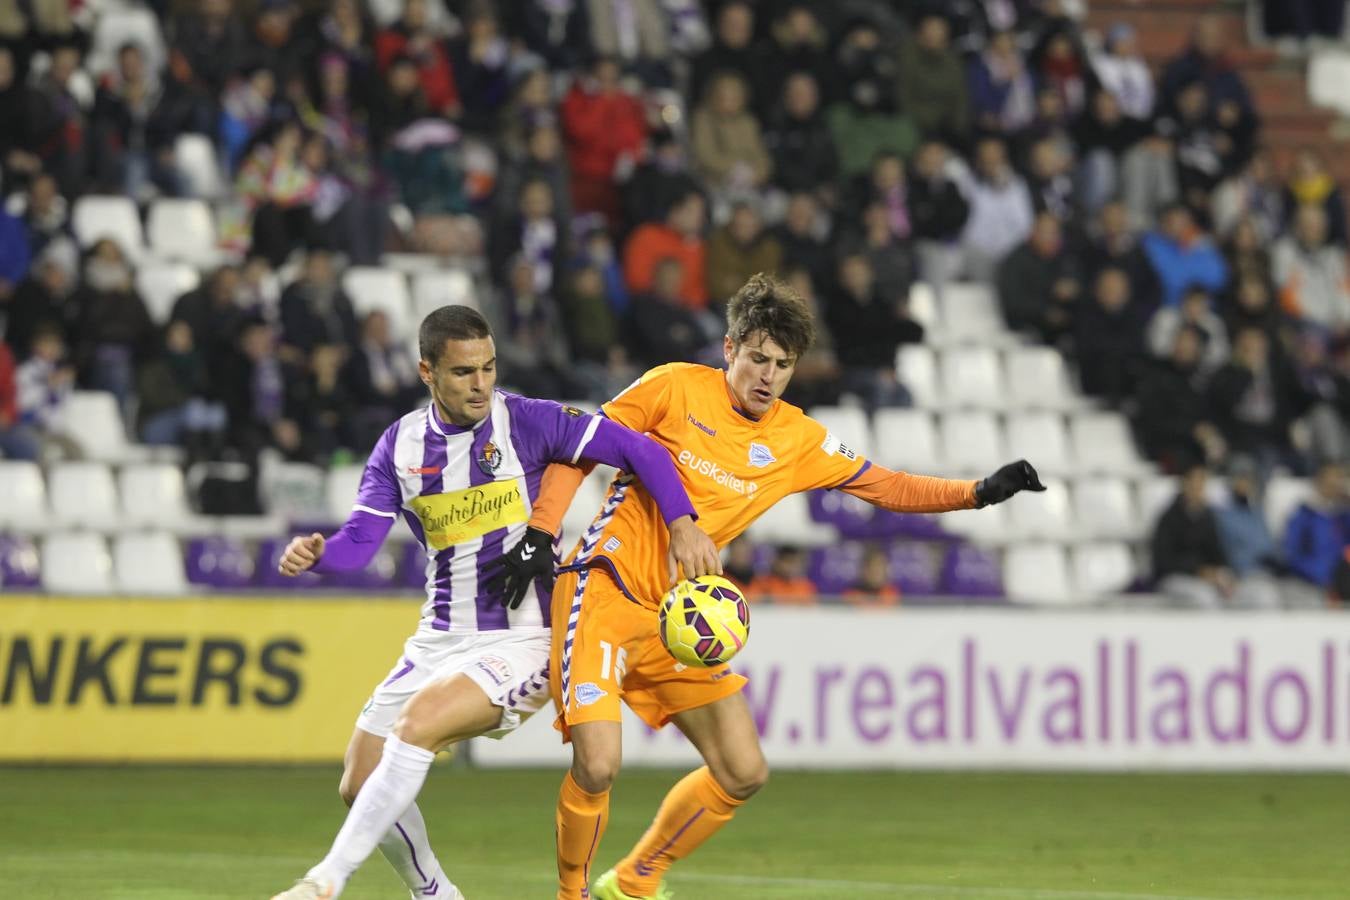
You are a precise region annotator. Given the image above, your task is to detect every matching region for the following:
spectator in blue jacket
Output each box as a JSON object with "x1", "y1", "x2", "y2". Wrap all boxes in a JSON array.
[
  {"x1": 1282, "y1": 461, "x2": 1350, "y2": 590},
  {"x1": 1214, "y1": 454, "x2": 1282, "y2": 608},
  {"x1": 0, "y1": 204, "x2": 32, "y2": 307},
  {"x1": 1142, "y1": 204, "x2": 1228, "y2": 307}
]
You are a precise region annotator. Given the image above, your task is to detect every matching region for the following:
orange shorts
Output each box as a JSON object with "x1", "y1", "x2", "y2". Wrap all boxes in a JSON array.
[{"x1": 549, "y1": 566, "x2": 746, "y2": 740}]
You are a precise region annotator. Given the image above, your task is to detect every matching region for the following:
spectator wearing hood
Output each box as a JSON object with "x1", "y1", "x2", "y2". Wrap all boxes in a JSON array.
[{"x1": 825, "y1": 19, "x2": 917, "y2": 179}]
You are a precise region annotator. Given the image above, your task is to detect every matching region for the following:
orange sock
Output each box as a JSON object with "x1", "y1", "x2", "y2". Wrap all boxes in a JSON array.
[
  {"x1": 616, "y1": 766, "x2": 743, "y2": 896},
  {"x1": 556, "y1": 770, "x2": 610, "y2": 900}
]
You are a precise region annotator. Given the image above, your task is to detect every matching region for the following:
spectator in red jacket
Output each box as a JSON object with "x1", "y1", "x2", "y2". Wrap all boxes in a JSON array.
[
  {"x1": 560, "y1": 56, "x2": 647, "y2": 224},
  {"x1": 374, "y1": 0, "x2": 459, "y2": 117},
  {"x1": 623, "y1": 189, "x2": 707, "y2": 310}
]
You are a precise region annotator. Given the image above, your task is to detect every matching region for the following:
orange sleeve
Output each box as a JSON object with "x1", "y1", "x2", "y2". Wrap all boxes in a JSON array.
[
  {"x1": 839, "y1": 463, "x2": 978, "y2": 513},
  {"x1": 527, "y1": 462, "x2": 594, "y2": 537}
]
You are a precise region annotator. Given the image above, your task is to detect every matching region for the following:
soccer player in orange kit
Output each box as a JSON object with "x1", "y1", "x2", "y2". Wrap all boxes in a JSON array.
[{"x1": 494, "y1": 274, "x2": 1045, "y2": 900}]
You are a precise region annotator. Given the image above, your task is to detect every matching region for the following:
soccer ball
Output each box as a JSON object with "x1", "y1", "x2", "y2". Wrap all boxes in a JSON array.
[{"x1": 658, "y1": 575, "x2": 751, "y2": 667}]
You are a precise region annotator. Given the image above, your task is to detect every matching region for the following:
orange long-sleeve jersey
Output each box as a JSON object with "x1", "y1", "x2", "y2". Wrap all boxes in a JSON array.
[{"x1": 530, "y1": 363, "x2": 978, "y2": 610}]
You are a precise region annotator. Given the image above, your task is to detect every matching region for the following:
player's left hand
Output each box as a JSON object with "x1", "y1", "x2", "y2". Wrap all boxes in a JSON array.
[
  {"x1": 974, "y1": 459, "x2": 1046, "y2": 507},
  {"x1": 488, "y1": 526, "x2": 556, "y2": 609},
  {"x1": 667, "y1": 515, "x2": 722, "y2": 584}
]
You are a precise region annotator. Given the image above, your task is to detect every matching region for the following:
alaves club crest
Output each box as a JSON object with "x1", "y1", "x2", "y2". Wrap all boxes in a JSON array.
[{"x1": 748, "y1": 442, "x2": 775, "y2": 468}]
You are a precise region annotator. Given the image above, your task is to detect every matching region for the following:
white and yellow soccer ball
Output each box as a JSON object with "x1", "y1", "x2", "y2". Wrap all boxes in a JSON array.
[{"x1": 658, "y1": 575, "x2": 751, "y2": 667}]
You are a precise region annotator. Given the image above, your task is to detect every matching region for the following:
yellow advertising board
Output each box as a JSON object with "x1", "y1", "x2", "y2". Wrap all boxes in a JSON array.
[{"x1": 0, "y1": 596, "x2": 422, "y2": 762}]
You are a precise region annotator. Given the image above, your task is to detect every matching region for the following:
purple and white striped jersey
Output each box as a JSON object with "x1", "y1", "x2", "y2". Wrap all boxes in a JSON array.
[
  {"x1": 353, "y1": 392, "x2": 599, "y2": 634},
  {"x1": 337, "y1": 390, "x2": 697, "y2": 636}
]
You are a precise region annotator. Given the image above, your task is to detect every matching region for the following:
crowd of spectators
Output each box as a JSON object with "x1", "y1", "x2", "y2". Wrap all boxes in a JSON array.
[{"x1": 3, "y1": 0, "x2": 1350, "y2": 605}]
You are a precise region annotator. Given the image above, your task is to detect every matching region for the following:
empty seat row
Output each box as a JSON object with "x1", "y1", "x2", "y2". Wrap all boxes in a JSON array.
[
  {"x1": 896, "y1": 344, "x2": 1087, "y2": 412},
  {"x1": 810, "y1": 406, "x2": 1152, "y2": 478},
  {"x1": 0, "y1": 460, "x2": 204, "y2": 533}
]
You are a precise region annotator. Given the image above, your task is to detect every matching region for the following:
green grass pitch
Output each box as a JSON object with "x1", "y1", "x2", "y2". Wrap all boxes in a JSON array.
[{"x1": 2, "y1": 766, "x2": 1348, "y2": 899}]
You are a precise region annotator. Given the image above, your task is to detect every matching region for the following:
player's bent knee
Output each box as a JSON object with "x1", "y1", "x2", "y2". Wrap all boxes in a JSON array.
[
  {"x1": 571, "y1": 752, "x2": 621, "y2": 793},
  {"x1": 716, "y1": 757, "x2": 769, "y2": 800}
]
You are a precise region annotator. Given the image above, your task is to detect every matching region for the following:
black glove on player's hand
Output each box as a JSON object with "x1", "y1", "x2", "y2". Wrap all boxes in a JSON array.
[
  {"x1": 975, "y1": 460, "x2": 1046, "y2": 507},
  {"x1": 488, "y1": 526, "x2": 556, "y2": 609}
]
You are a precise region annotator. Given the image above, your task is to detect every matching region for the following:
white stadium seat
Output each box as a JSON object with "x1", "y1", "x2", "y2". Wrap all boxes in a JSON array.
[
  {"x1": 809, "y1": 406, "x2": 872, "y2": 456},
  {"x1": 1072, "y1": 477, "x2": 1140, "y2": 540},
  {"x1": 896, "y1": 345, "x2": 940, "y2": 408},
  {"x1": 1308, "y1": 50, "x2": 1350, "y2": 117},
  {"x1": 1005, "y1": 476, "x2": 1073, "y2": 540},
  {"x1": 114, "y1": 532, "x2": 188, "y2": 595},
  {"x1": 908, "y1": 281, "x2": 939, "y2": 331},
  {"x1": 872, "y1": 408, "x2": 941, "y2": 473},
  {"x1": 1264, "y1": 476, "x2": 1314, "y2": 541},
  {"x1": 42, "y1": 533, "x2": 114, "y2": 595},
  {"x1": 1071, "y1": 541, "x2": 1136, "y2": 598},
  {"x1": 48, "y1": 462, "x2": 120, "y2": 531},
  {"x1": 147, "y1": 198, "x2": 220, "y2": 266},
  {"x1": 87, "y1": 7, "x2": 167, "y2": 83},
  {"x1": 119, "y1": 464, "x2": 197, "y2": 533},
  {"x1": 0, "y1": 461, "x2": 48, "y2": 533},
  {"x1": 42, "y1": 534, "x2": 114, "y2": 599},
  {"x1": 1004, "y1": 542, "x2": 1073, "y2": 605},
  {"x1": 1005, "y1": 346, "x2": 1082, "y2": 411},
  {"x1": 72, "y1": 195, "x2": 145, "y2": 262},
  {"x1": 936, "y1": 282, "x2": 1008, "y2": 344},
  {"x1": 174, "y1": 133, "x2": 226, "y2": 199},
  {"x1": 1069, "y1": 411, "x2": 1150, "y2": 476},
  {"x1": 259, "y1": 461, "x2": 327, "y2": 521},
  {"x1": 745, "y1": 492, "x2": 832, "y2": 547},
  {"x1": 942, "y1": 500, "x2": 1010, "y2": 545},
  {"x1": 940, "y1": 346, "x2": 1003, "y2": 409},
  {"x1": 344, "y1": 267, "x2": 413, "y2": 340},
  {"x1": 412, "y1": 270, "x2": 476, "y2": 320},
  {"x1": 1005, "y1": 411, "x2": 1073, "y2": 477},
  {"x1": 326, "y1": 464, "x2": 366, "y2": 524},
  {"x1": 136, "y1": 262, "x2": 200, "y2": 326},
  {"x1": 939, "y1": 411, "x2": 1004, "y2": 476},
  {"x1": 55, "y1": 391, "x2": 133, "y2": 462}
]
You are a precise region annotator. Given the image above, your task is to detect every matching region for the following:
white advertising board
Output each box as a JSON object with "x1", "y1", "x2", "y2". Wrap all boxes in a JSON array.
[{"x1": 473, "y1": 608, "x2": 1350, "y2": 770}]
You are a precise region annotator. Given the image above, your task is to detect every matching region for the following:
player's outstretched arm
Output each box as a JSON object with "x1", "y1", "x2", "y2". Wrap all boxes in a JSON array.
[
  {"x1": 277, "y1": 509, "x2": 396, "y2": 576},
  {"x1": 838, "y1": 459, "x2": 1044, "y2": 513}
]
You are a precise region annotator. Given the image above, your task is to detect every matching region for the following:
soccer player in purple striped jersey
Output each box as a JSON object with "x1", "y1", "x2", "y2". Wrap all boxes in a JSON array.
[{"x1": 271, "y1": 306, "x2": 720, "y2": 900}]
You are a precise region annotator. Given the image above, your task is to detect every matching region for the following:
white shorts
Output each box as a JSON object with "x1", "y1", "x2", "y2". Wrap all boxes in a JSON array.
[{"x1": 355, "y1": 629, "x2": 551, "y2": 741}]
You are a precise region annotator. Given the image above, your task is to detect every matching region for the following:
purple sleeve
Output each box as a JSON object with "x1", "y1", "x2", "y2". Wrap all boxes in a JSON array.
[
  {"x1": 312, "y1": 509, "x2": 396, "y2": 572},
  {"x1": 507, "y1": 395, "x2": 696, "y2": 525},
  {"x1": 314, "y1": 423, "x2": 402, "y2": 572},
  {"x1": 352, "y1": 423, "x2": 402, "y2": 515},
  {"x1": 578, "y1": 417, "x2": 697, "y2": 526}
]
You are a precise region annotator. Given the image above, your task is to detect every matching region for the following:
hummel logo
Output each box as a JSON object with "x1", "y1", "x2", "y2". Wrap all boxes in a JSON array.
[
  {"x1": 520, "y1": 543, "x2": 536, "y2": 560},
  {"x1": 687, "y1": 414, "x2": 717, "y2": 436},
  {"x1": 407, "y1": 465, "x2": 442, "y2": 475}
]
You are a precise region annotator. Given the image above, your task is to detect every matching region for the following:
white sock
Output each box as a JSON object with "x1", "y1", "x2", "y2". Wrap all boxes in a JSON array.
[
  {"x1": 311, "y1": 734, "x2": 436, "y2": 893},
  {"x1": 377, "y1": 801, "x2": 457, "y2": 898}
]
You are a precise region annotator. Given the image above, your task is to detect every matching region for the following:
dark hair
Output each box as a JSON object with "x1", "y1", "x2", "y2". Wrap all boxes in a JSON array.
[
  {"x1": 725, "y1": 273, "x2": 816, "y2": 360},
  {"x1": 419, "y1": 305, "x2": 492, "y2": 365}
]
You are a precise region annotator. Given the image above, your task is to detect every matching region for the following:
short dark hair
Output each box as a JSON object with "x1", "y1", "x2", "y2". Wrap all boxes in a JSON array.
[
  {"x1": 419, "y1": 305, "x2": 492, "y2": 365},
  {"x1": 725, "y1": 273, "x2": 816, "y2": 360}
]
